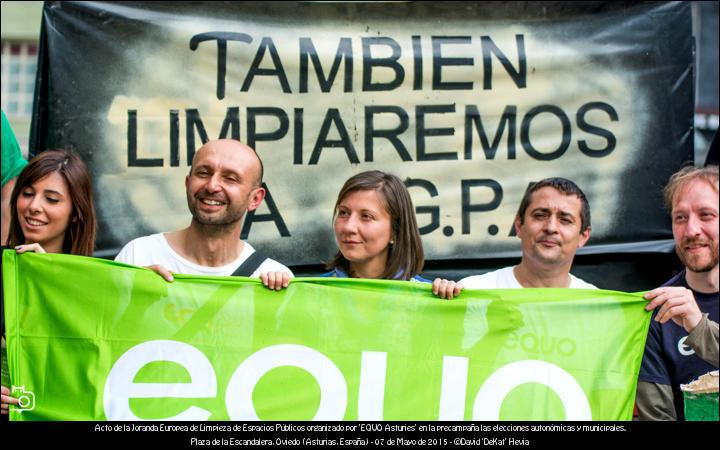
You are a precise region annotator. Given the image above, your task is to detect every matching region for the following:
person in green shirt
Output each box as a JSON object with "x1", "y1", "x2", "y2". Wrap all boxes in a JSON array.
[{"x1": 1, "y1": 109, "x2": 28, "y2": 245}]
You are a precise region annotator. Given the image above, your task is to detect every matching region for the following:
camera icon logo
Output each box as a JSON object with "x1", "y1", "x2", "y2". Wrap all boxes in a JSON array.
[{"x1": 11, "y1": 386, "x2": 35, "y2": 412}]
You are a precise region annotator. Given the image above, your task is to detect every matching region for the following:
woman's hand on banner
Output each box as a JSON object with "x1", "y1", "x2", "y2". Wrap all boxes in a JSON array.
[
  {"x1": 1, "y1": 385, "x2": 19, "y2": 415},
  {"x1": 15, "y1": 243, "x2": 47, "y2": 254},
  {"x1": 432, "y1": 278, "x2": 463, "y2": 300}
]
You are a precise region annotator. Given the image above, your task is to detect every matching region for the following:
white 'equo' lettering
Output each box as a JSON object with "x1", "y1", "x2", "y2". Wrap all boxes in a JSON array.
[
  {"x1": 103, "y1": 340, "x2": 216, "y2": 421},
  {"x1": 104, "y1": 341, "x2": 594, "y2": 421},
  {"x1": 677, "y1": 336, "x2": 695, "y2": 356},
  {"x1": 472, "y1": 360, "x2": 592, "y2": 420},
  {"x1": 225, "y1": 344, "x2": 347, "y2": 420},
  {"x1": 357, "y1": 351, "x2": 387, "y2": 420},
  {"x1": 438, "y1": 356, "x2": 469, "y2": 421}
]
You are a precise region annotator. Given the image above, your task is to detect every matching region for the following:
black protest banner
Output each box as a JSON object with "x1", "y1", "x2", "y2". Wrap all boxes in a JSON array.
[{"x1": 31, "y1": 2, "x2": 692, "y2": 267}]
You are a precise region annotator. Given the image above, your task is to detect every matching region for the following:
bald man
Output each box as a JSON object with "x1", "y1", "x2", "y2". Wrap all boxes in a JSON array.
[{"x1": 115, "y1": 139, "x2": 292, "y2": 279}]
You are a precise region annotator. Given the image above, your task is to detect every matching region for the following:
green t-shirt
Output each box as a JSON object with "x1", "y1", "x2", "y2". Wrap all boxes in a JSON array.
[{"x1": 1, "y1": 109, "x2": 28, "y2": 186}]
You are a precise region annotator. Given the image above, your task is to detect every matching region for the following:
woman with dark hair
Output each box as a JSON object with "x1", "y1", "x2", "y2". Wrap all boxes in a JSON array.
[
  {"x1": 1, "y1": 149, "x2": 96, "y2": 415},
  {"x1": 6, "y1": 149, "x2": 96, "y2": 255},
  {"x1": 261, "y1": 170, "x2": 428, "y2": 289},
  {"x1": 323, "y1": 170, "x2": 426, "y2": 281}
]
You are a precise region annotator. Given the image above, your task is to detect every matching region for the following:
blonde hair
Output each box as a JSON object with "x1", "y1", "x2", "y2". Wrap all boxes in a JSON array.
[{"x1": 663, "y1": 165, "x2": 719, "y2": 211}]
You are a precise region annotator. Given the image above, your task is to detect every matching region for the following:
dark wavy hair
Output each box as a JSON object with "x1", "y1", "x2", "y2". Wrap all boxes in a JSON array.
[
  {"x1": 516, "y1": 177, "x2": 591, "y2": 233},
  {"x1": 7, "y1": 150, "x2": 96, "y2": 256},
  {"x1": 327, "y1": 170, "x2": 424, "y2": 280}
]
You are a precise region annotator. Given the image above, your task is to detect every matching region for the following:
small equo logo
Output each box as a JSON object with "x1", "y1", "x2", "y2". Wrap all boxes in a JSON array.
[
  {"x1": 677, "y1": 336, "x2": 695, "y2": 356},
  {"x1": 10, "y1": 386, "x2": 35, "y2": 412}
]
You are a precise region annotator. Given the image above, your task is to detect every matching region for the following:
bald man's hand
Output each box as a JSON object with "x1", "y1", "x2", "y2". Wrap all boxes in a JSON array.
[
  {"x1": 261, "y1": 271, "x2": 290, "y2": 291},
  {"x1": 147, "y1": 264, "x2": 174, "y2": 282}
]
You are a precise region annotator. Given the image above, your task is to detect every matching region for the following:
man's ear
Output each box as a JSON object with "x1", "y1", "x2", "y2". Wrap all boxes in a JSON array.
[
  {"x1": 247, "y1": 186, "x2": 266, "y2": 212},
  {"x1": 577, "y1": 226, "x2": 591, "y2": 248},
  {"x1": 513, "y1": 215, "x2": 522, "y2": 238}
]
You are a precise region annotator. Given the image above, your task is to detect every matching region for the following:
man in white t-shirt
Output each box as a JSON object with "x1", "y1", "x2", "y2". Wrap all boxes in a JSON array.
[
  {"x1": 433, "y1": 177, "x2": 595, "y2": 298},
  {"x1": 115, "y1": 139, "x2": 292, "y2": 282}
]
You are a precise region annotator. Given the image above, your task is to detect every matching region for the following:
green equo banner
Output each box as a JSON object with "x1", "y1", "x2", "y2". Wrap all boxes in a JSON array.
[{"x1": 3, "y1": 251, "x2": 651, "y2": 421}]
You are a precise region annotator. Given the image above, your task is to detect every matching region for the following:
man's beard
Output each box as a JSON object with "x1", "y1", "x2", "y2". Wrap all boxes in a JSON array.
[
  {"x1": 187, "y1": 194, "x2": 245, "y2": 227},
  {"x1": 676, "y1": 238, "x2": 720, "y2": 273}
]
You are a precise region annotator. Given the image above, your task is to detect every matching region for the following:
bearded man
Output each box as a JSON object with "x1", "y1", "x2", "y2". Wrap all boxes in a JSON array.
[
  {"x1": 114, "y1": 139, "x2": 292, "y2": 279},
  {"x1": 637, "y1": 165, "x2": 719, "y2": 420}
]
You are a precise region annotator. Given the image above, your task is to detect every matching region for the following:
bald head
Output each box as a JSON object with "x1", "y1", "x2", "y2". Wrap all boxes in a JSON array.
[
  {"x1": 191, "y1": 139, "x2": 263, "y2": 187},
  {"x1": 185, "y1": 139, "x2": 267, "y2": 227}
]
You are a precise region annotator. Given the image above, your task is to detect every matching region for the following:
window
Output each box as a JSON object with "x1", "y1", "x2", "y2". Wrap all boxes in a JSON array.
[
  {"x1": 1, "y1": 40, "x2": 38, "y2": 152},
  {"x1": 1, "y1": 41, "x2": 38, "y2": 116}
]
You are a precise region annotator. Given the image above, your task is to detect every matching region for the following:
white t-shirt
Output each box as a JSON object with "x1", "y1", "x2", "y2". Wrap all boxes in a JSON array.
[
  {"x1": 115, "y1": 233, "x2": 293, "y2": 278},
  {"x1": 457, "y1": 266, "x2": 599, "y2": 352},
  {"x1": 459, "y1": 266, "x2": 596, "y2": 289}
]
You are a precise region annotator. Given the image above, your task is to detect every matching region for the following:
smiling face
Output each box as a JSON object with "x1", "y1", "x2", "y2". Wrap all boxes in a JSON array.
[
  {"x1": 333, "y1": 189, "x2": 393, "y2": 278},
  {"x1": 671, "y1": 179, "x2": 719, "y2": 273},
  {"x1": 515, "y1": 186, "x2": 590, "y2": 268},
  {"x1": 185, "y1": 140, "x2": 264, "y2": 227},
  {"x1": 15, "y1": 171, "x2": 74, "y2": 253}
]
